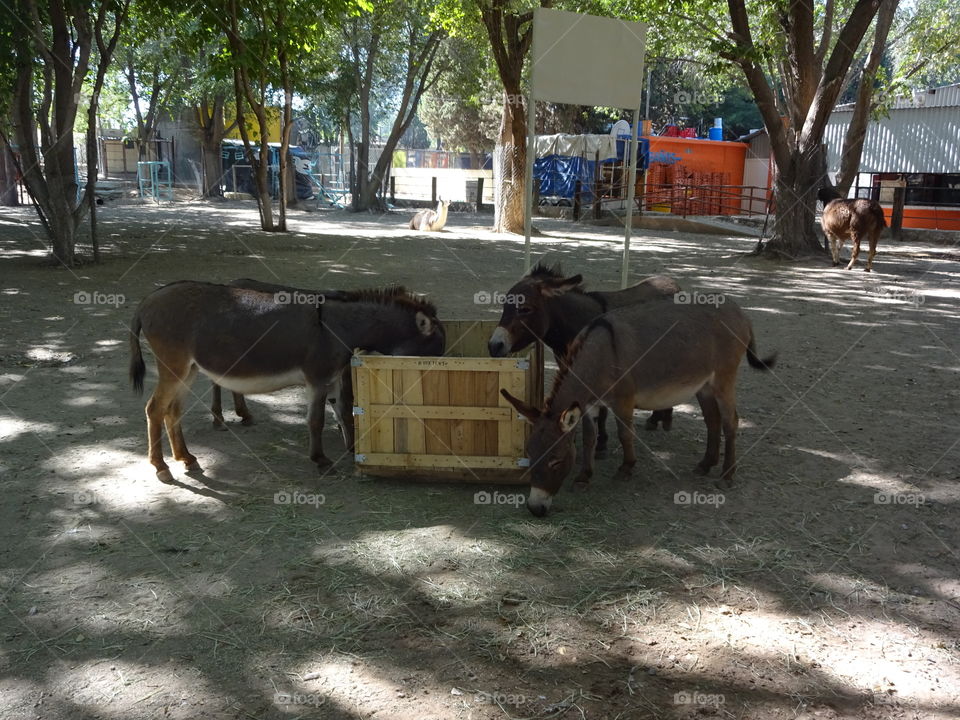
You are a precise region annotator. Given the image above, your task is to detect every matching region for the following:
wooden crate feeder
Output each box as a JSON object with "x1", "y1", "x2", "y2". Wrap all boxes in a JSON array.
[{"x1": 351, "y1": 320, "x2": 544, "y2": 483}]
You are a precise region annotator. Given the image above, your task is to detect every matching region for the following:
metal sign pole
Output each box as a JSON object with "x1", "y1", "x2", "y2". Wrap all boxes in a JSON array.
[
  {"x1": 523, "y1": 93, "x2": 536, "y2": 273},
  {"x1": 621, "y1": 104, "x2": 642, "y2": 288}
]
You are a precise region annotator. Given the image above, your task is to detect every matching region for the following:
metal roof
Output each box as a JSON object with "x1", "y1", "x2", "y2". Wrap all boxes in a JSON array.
[
  {"x1": 826, "y1": 84, "x2": 960, "y2": 174},
  {"x1": 833, "y1": 83, "x2": 960, "y2": 112}
]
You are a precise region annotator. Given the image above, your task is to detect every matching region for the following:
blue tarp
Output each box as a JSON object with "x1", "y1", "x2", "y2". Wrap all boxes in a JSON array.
[{"x1": 534, "y1": 138, "x2": 650, "y2": 202}]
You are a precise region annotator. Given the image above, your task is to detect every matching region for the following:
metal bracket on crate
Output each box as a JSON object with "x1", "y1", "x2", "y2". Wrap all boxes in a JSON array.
[
  {"x1": 517, "y1": 458, "x2": 530, "y2": 468},
  {"x1": 515, "y1": 358, "x2": 530, "y2": 370},
  {"x1": 350, "y1": 356, "x2": 363, "y2": 367},
  {"x1": 355, "y1": 454, "x2": 367, "y2": 463},
  {"x1": 352, "y1": 406, "x2": 364, "y2": 416}
]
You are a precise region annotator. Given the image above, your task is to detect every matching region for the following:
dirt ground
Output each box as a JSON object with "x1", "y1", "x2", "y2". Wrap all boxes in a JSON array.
[{"x1": 1, "y1": 197, "x2": 959, "y2": 720}]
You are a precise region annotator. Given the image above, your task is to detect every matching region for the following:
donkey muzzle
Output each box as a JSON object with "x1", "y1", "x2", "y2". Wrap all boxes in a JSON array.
[
  {"x1": 526, "y1": 486, "x2": 553, "y2": 517},
  {"x1": 488, "y1": 326, "x2": 512, "y2": 358}
]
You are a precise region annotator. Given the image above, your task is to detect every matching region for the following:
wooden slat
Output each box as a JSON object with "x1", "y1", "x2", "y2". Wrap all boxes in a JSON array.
[
  {"x1": 393, "y1": 369, "x2": 408, "y2": 453},
  {"x1": 421, "y1": 366, "x2": 451, "y2": 455},
  {"x1": 369, "y1": 367, "x2": 394, "y2": 453},
  {"x1": 358, "y1": 453, "x2": 524, "y2": 470},
  {"x1": 357, "y1": 355, "x2": 519, "y2": 373},
  {"x1": 449, "y1": 369, "x2": 475, "y2": 457},
  {"x1": 367, "y1": 404, "x2": 511, "y2": 421},
  {"x1": 480, "y1": 371, "x2": 499, "y2": 455},
  {"x1": 400, "y1": 369, "x2": 425, "y2": 454},
  {"x1": 352, "y1": 364, "x2": 371, "y2": 458}
]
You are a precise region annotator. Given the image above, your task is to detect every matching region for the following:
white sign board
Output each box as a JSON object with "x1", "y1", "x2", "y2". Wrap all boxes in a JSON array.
[{"x1": 532, "y1": 8, "x2": 647, "y2": 109}]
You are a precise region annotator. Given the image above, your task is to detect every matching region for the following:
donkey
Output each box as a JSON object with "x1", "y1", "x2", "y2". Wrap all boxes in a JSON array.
[
  {"x1": 409, "y1": 197, "x2": 450, "y2": 231},
  {"x1": 502, "y1": 299, "x2": 775, "y2": 516},
  {"x1": 129, "y1": 281, "x2": 445, "y2": 482},
  {"x1": 818, "y1": 187, "x2": 886, "y2": 272},
  {"x1": 208, "y1": 278, "x2": 380, "y2": 452},
  {"x1": 488, "y1": 264, "x2": 680, "y2": 474}
]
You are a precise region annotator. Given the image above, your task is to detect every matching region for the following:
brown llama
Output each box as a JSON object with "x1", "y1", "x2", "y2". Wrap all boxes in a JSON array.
[{"x1": 818, "y1": 187, "x2": 886, "y2": 272}]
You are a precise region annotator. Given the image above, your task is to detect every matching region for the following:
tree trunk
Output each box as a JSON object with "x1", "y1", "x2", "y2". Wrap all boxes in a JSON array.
[
  {"x1": 763, "y1": 144, "x2": 826, "y2": 258},
  {"x1": 198, "y1": 95, "x2": 231, "y2": 197},
  {"x1": 0, "y1": 139, "x2": 18, "y2": 206},
  {"x1": 493, "y1": 92, "x2": 526, "y2": 234}
]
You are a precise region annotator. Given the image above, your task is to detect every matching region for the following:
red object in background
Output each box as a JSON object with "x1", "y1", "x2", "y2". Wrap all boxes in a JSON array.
[
  {"x1": 679, "y1": 128, "x2": 697, "y2": 138},
  {"x1": 662, "y1": 125, "x2": 680, "y2": 137}
]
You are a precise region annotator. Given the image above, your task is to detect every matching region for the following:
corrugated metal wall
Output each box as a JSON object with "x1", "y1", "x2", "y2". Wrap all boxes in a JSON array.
[{"x1": 826, "y1": 105, "x2": 960, "y2": 174}]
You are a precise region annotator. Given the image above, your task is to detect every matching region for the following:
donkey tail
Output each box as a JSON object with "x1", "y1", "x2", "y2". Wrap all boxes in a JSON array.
[
  {"x1": 746, "y1": 334, "x2": 777, "y2": 371},
  {"x1": 129, "y1": 311, "x2": 146, "y2": 396}
]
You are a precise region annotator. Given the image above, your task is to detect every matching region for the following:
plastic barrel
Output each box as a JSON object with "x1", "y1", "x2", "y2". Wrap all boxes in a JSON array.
[{"x1": 708, "y1": 127, "x2": 723, "y2": 141}]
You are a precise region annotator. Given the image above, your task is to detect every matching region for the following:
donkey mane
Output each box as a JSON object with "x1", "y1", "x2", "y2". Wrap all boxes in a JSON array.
[
  {"x1": 544, "y1": 319, "x2": 614, "y2": 413},
  {"x1": 528, "y1": 262, "x2": 608, "y2": 308},
  {"x1": 336, "y1": 285, "x2": 438, "y2": 316}
]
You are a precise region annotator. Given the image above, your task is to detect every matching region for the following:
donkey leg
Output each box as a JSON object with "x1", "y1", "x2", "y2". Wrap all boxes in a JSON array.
[
  {"x1": 829, "y1": 235, "x2": 841, "y2": 266},
  {"x1": 646, "y1": 408, "x2": 673, "y2": 431},
  {"x1": 715, "y1": 385, "x2": 740, "y2": 489},
  {"x1": 865, "y1": 234, "x2": 878, "y2": 272},
  {"x1": 333, "y1": 365, "x2": 355, "y2": 452},
  {"x1": 575, "y1": 413, "x2": 596, "y2": 490},
  {"x1": 307, "y1": 384, "x2": 333, "y2": 470},
  {"x1": 611, "y1": 402, "x2": 638, "y2": 480},
  {"x1": 845, "y1": 234, "x2": 862, "y2": 270},
  {"x1": 146, "y1": 364, "x2": 187, "y2": 483},
  {"x1": 595, "y1": 405, "x2": 608, "y2": 454},
  {"x1": 211, "y1": 383, "x2": 227, "y2": 430},
  {"x1": 233, "y1": 392, "x2": 255, "y2": 426},
  {"x1": 694, "y1": 391, "x2": 721, "y2": 475},
  {"x1": 165, "y1": 366, "x2": 200, "y2": 473}
]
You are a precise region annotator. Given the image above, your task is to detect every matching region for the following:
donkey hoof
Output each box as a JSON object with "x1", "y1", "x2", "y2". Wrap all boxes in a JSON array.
[
  {"x1": 716, "y1": 473, "x2": 735, "y2": 490},
  {"x1": 644, "y1": 417, "x2": 658, "y2": 431},
  {"x1": 614, "y1": 465, "x2": 634, "y2": 481},
  {"x1": 212, "y1": 420, "x2": 228, "y2": 431},
  {"x1": 313, "y1": 456, "x2": 333, "y2": 471},
  {"x1": 573, "y1": 474, "x2": 591, "y2": 490},
  {"x1": 184, "y1": 460, "x2": 203, "y2": 474},
  {"x1": 694, "y1": 462, "x2": 711, "y2": 476},
  {"x1": 156, "y1": 468, "x2": 175, "y2": 484},
  {"x1": 240, "y1": 417, "x2": 255, "y2": 426}
]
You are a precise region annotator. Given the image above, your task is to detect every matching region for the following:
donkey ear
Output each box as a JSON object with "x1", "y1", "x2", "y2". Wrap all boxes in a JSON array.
[
  {"x1": 559, "y1": 403, "x2": 582, "y2": 433},
  {"x1": 415, "y1": 311, "x2": 437, "y2": 336},
  {"x1": 501, "y1": 389, "x2": 540, "y2": 422},
  {"x1": 541, "y1": 274, "x2": 583, "y2": 296}
]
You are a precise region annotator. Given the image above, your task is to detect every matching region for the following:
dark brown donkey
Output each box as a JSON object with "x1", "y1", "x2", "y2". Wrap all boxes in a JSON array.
[
  {"x1": 487, "y1": 264, "x2": 680, "y2": 469},
  {"x1": 818, "y1": 187, "x2": 886, "y2": 272},
  {"x1": 129, "y1": 281, "x2": 445, "y2": 482},
  {"x1": 502, "y1": 299, "x2": 775, "y2": 516},
  {"x1": 208, "y1": 278, "x2": 370, "y2": 451}
]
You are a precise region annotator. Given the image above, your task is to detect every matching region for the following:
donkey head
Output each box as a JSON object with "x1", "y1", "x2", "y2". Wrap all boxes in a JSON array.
[
  {"x1": 391, "y1": 310, "x2": 446, "y2": 356},
  {"x1": 488, "y1": 266, "x2": 583, "y2": 357},
  {"x1": 501, "y1": 389, "x2": 582, "y2": 516}
]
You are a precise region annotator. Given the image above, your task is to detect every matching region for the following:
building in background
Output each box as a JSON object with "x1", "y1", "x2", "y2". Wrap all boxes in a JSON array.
[{"x1": 825, "y1": 83, "x2": 960, "y2": 230}]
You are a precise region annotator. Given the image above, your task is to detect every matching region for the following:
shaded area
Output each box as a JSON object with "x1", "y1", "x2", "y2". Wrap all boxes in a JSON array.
[{"x1": 1, "y1": 202, "x2": 959, "y2": 719}]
